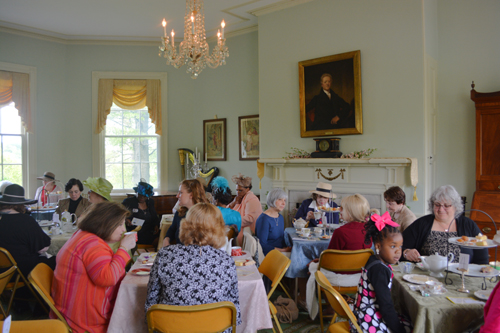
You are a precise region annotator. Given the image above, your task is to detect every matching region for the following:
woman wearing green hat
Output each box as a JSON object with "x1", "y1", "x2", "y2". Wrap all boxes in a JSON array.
[{"x1": 83, "y1": 177, "x2": 113, "y2": 203}]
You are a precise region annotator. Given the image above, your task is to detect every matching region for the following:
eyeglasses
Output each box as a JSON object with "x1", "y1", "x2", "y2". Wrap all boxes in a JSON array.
[
  {"x1": 384, "y1": 200, "x2": 398, "y2": 207},
  {"x1": 433, "y1": 203, "x2": 453, "y2": 210}
]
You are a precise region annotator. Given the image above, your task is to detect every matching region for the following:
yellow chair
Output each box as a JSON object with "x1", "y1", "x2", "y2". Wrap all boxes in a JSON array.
[
  {"x1": 1, "y1": 319, "x2": 68, "y2": 332},
  {"x1": 0, "y1": 247, "x2": 48, "y2": 314},
  {"x1": 315, "y1": 271, "x2": 362, "y2": 333},
  {"x1": 0, "y1": 319, "x2": 68, "y2": 333},
  {"x1": 27, "y1": 263, "x2": 73, "y2": 332},
  {"x1": 317, "y1": 249, "x2": 372, "y2": 333},
  {"x1": 146, "y1": 301, "x2": 237, "y2": 333},
  {"x1": 258, "y1": 249, "x2": 292, "y2": 333},
  {"x1": 0, "y1": 266, "x2": 16, "y2": 319}
]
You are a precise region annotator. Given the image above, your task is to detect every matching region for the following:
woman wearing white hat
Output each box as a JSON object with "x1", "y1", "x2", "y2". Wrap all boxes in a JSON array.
[
  {"x1": 294, "y1": 182, "x2": 339, "y2": 227},
  {"x1": 34, "y1": 171, "x2": 63, "y2": 206},
  {"x1": 0, "y1": 184, "x2": 56, "y2": 277}
]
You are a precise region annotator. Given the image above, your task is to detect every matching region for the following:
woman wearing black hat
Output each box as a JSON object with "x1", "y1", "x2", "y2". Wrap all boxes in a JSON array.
[
  {"x1": 121, "y1": 181, "x2": 160, "y2": 246},
  {"x1": 0, "y1": 184, "x2": 56, "y2": 277}
]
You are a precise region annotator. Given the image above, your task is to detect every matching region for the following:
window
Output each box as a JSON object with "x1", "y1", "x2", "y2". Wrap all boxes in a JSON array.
[
  {"x1": 104, "y1": 104, "x2": 159, "y2": 189},
  {"x1": 0, "y1": 102, "x2": 23, "y2": 184}
]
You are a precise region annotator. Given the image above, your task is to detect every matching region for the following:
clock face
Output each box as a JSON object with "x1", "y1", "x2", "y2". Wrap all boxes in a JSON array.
[{"x1": 319, "y1": 139, "x2": 330, "y2": 152}]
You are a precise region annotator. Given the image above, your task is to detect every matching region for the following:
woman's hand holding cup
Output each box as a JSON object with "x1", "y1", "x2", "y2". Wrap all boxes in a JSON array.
[{"x1": 121, "y1": 231, "x2": 137, "y2": 251}]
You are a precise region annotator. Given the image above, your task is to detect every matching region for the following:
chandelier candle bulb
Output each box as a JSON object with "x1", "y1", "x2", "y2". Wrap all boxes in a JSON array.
[
  {"x1": 221, "y1": 20, "x2": 225, "y2": 39},
  {"x1": 162, "y1": 19, "x2": 167, "y2": 37},
  {"x1": 191, "y1": 15, "x2": 195, "y2": 34},
  {"x1": 171, "y1": 30, "x2": 175, "y2": 46}
]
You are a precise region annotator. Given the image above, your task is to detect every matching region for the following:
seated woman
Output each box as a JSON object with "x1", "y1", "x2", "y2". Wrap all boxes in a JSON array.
[
  {"x1": 227, "y1": 173, "x2": 263, "y2": 245},
  {"x1": 55, "y1": 178, "x2": 91, "y2": 220},
  {"x1": 255, "y1": 188, "x2": 291, "y2": 256},
  {"x1": 122, "y1": 180, "x2": 160, "y2": 246},
  {"x1": 328, "y1": 193, "x2": 376, "y2": 250},
  {"x1": 51, "y1": 202, "x2": 136, "y2": 333},
  {"x1": 294, "y1": 182, "x2": 339, "y2": 227},
  {"x1": 83, "y1": 177, "x2": 113, "y2": 204},
  {"x1": 146, "y1": 203, "x2": 241, "y2": 331},
  {"x1": 0, "y1": 184, "x2": 56, "y2": 277},
  {"x1": 211, "y1": 176, "x2": 242, "y2": 232},
  {"x1": 384, "y1": 186, "x2": 416, "y2": 232},
  {"x1": 162, "y1": 179, "x2": 208, "y2": 247},
  {"x1": 402, "y1": 185, "x2": 487, "y2": 264},
  {"x1": 34, "y1": 171, "x2": 64, "y2": 206}
]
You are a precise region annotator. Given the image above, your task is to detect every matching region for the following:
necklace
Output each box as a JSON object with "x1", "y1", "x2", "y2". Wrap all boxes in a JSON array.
[
  {"x1": 435, "y1": 219, "x2": 454, "y2": 232},
  {"x1": 273, "y1": 216, "x2": 279, "y2": 226}
]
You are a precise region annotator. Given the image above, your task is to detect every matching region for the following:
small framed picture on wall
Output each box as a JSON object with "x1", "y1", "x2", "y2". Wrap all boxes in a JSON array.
[
  {"x1": 238, "y1": 115, "x2": 259, "y2": 161},
  {"x1": 203, "y1": 118, "x2": 226, "y2": 161}
]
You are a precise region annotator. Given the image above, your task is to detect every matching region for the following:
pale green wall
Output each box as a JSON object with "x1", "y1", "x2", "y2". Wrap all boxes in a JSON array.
[
  {"x1": 0, "y1": 31, "x2": 259, "y2": 196},
  {"x1": 258, "y1": 0, "x2": 427, "y2": 213}
]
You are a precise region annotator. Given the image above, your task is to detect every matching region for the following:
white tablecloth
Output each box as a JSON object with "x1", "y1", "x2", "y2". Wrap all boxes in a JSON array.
[
  {"x1": 107, "y1": 251, "x2": 272, "y2": 333},
  {"x1": 47, "y1": 232, "x2": 74, "y2": 256}
]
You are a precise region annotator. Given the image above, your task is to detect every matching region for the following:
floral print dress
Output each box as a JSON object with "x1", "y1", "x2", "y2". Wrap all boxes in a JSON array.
[{"x1": 351, "y1": 256, "x2": 412, "y2": 333}]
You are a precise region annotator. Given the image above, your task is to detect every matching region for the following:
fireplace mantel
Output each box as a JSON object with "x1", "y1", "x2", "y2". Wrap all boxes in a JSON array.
[{"x1": 258, "y1": 157, "x2": 417, "y2": 224}]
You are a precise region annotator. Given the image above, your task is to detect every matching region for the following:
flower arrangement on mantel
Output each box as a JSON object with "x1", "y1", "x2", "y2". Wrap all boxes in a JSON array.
[
  {"x1": 340, "y1": 148, "x2": 377, "y2": 159},
  {"x1": 284, "y1": 147, "x2": 311, "y2": 159}
]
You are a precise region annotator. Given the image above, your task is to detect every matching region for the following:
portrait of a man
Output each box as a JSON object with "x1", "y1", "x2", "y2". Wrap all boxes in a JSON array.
[{"x1": 299, "y1": 50, "x2": 362, "y2": 137}]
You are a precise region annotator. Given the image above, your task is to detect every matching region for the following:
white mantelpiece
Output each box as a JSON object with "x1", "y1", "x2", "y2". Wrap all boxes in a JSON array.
[{"x1": 258, "y1": 157, "x2": 417, "y2": 225}]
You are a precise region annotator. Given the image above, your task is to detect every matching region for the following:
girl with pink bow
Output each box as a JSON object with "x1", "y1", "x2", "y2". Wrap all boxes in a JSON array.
[{"x1": 350, "y1": 212, "x2": 413, "y2": 333}]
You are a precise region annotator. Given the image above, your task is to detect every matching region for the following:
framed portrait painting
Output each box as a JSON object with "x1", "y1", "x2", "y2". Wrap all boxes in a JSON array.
[
  {"x1": 299, "y1": 50, "x2": 362, "y2": 138},
  {"x1": 203, "y1": 118, "x2": 226, "y2": 161},
  {"x1": 238, "y1": 115, "x2": 259, "y2": 161}
]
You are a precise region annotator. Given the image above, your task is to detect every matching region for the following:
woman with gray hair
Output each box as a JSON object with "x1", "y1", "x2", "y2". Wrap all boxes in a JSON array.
[
  {"x1": 402, "y1": 185, "x2": 487, "y2": 264},
  {"x1": 255, "y1": 188, "x2": 291, "y2": 255}
]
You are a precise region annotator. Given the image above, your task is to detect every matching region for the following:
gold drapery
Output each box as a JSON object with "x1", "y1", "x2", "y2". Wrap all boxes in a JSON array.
[
  {"x1": 96, "y1": 79, "x2": 162, "y2": 135},
  {"x1": 0, "y1": 70, "x2": 32, "y2": 133}
]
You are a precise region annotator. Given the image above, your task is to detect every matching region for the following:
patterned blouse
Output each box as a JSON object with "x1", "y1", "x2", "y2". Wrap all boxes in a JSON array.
[
  {"x1": 421, "y1": 231, "x2": 460, "y2": 263},
  {"x1": 145, "y1": 244, "x2": 242, "y2": 331}
]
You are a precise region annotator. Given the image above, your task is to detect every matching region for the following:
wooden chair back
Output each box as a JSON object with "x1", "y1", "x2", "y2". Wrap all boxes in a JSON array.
[{"x1": 146, "y1": 301, "x2": 237, "y2": 333}]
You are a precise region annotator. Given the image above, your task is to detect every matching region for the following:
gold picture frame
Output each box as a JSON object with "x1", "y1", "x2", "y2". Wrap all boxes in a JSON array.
[
  {"x1": 203, "y1": 118, "x2": 226, "y2": 161},
  {"x1": 299, "y1": 50, "x2": 362, "y2": 137},
  {"x1": 238, "y1": 115, "x2": 259, "y2": 161}
]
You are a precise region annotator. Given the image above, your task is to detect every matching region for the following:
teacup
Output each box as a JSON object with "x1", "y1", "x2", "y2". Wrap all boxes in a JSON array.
[
  {"x1": 398, "y1": 262, "x2": 415, "y2": 274},
  {"x1": 124, "y1": 231, "x2": 138, "y2": 241},
  {"x1": 313, "y1": 227, "x2": 323, "y2": 237},
  {"x1": 313, "y1": 211, "x2": 323, "y2": 220},
  {"x1": 425, "y1": 281, "x2": 443, "y2": 293},
  {"x1": 301, "y1": 228, "x2": 311, "y2": 236},
  {"x1": 231, "y1": 246, "x2": 243, "y2": 256}
]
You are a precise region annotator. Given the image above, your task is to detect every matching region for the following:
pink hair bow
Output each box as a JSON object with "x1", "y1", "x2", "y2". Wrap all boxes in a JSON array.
[{"x1": 372, "y1": 212, "x2": 399, "y2": 231}]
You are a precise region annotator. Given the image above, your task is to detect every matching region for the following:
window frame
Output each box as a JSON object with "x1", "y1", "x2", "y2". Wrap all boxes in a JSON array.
[
  {"x1": 91, "y1": 72, "x2": 167, "y2": 194},
  {"x1": 0, "y1": 62, "x2": 37, "y2": 195}
]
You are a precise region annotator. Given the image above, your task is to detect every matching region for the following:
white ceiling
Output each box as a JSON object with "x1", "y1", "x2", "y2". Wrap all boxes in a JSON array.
[{"x1": 0, "y1": 0, "x2": 313, "y2": 43}]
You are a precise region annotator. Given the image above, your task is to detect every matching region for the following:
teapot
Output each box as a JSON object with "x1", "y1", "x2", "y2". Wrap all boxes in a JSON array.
[
  {"x1": 292, "y1": 218, "x2": 307, "y2": 230},
  {"x1": 61, "y1": 211, "x2": 77, "y2": 233},
  {"x1": 419, "y1": 252, "x2": 454, "y2": 278}
]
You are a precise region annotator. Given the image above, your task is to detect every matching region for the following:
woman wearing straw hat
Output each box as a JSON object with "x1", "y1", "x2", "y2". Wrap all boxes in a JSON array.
[
  {"x1": 0, "y1": 184, "x2": 56, "y2": 277},
  {"x1": 294, "y1": 182, "x2": 339, "y2": 227},
  {"x1": 34, "y1": 171, "x2": 64, "y2": 206}
]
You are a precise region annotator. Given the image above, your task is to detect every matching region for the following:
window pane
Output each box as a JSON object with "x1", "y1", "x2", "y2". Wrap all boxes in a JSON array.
[
  {"x1": 3, "y1": 135, "x2": 22, "y2": 164},
  {"x1": 4, "y1": 165, "x2": 22, "y2": 184},
  {"x1": 106, "y1": 163, "x2": 123, "y2": 190},
  {"x1": 123, "y1": 138, "x2": 140, "y2": 163},
  {"x1": 149, "y1": 163, "x2": 158, "y2": 187},
  {"x1": 106, "y1": 110, "x2": 123, "y2": 135},
  {"x1": 105, "y1": 137, "x2": 123, "y2": 163},
  {"x1": 1, "y1": 103, "x2": 22, "y2": 135},
  {"x1": 123, "y1": 163, "x2": 140, "y2": 189},
  {"x1": 122, "y1": 110, "x2": 141, "y2": 135}
]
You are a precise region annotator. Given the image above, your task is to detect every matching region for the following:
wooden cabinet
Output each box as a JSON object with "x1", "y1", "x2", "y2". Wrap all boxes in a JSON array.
[{"x1": 470, "y1": 83, "x2": 500, "y2": 260}]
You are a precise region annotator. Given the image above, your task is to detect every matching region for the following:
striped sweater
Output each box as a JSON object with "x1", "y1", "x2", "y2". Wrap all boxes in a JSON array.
[{"x1": 51, "y1": 230, "x2": 129, "y2": 333}]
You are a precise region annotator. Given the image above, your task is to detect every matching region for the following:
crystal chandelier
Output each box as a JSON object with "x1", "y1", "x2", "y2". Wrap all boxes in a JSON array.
[{"x1": 158, "y1": 0, "x2": 229, "y2": 79}]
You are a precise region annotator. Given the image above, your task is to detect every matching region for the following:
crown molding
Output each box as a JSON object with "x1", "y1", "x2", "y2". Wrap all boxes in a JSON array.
[{"x1": 249, "y1": 0, "x2": 314, "y2": 16}]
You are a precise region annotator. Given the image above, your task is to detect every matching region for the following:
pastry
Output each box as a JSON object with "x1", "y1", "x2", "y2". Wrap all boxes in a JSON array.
[
  {"x1": 476, "y1": 240, "x2": 488, "y2": 246},
  {"x1": 461, "y1": 235, "x2": 469, "y2": 241},
  {"x1": 480, "y1": 266, "x2": 494, "y2": 274},
  {"x1": 476, "y1": 233, "x2": 487, "y2": 241}
]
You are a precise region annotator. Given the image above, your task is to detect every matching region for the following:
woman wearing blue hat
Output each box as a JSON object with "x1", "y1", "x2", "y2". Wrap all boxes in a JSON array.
[{"x1": 122, "y1": 180, "x2": 160, "y2": 246}]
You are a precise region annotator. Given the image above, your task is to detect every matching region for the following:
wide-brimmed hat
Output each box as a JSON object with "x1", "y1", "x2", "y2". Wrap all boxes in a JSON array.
[
  {"x1": 37, "y1": 171, "x2": 58, "y2": 182},
  {"x1": 133, "y1": 181, "x2": 154, "y2": 198},
  {"x1": 0, "y1": 184, "x2": 38, "y2": 205},
  {"x1": 231, "y1": 173, "x2": 252, "y2": 188},
  {"x1": 310, "y1": 182, "x2": 336, "y2": 199},
  {"x1": 83, "y1": 177, "x2": 113, "y2": 201}
]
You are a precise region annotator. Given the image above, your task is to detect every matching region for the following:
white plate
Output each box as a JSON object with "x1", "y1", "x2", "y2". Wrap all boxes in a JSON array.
[
  {"x1": 319, "y1": 236, "x2": 331, "y2": 241},
  {"x1": 31, "y1": 206, "x2": 58, "y2": 211},
  {"x1": 318, "y1": 208, "x2": 340, "y2": 213},
  {"x1": 446, "y1": 263, "x2": 500, "y2": 277},
  {"x1": 38, "y1": 221, "x2": 54, "y2": 227},
  {"x1": 474, "y1": 290, "x2": 493, "y2": 301},
  {"x1": 448, "y1": 237, "x2": 498, "y2": 249},
  {"x1": 402, "y1": 274, "x2": 439, "y2": 285}
]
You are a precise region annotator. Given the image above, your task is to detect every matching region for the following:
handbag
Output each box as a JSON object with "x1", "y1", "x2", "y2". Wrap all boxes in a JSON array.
[{"x1": 273, "y1": 295, "x2": 299, "y2": 323}]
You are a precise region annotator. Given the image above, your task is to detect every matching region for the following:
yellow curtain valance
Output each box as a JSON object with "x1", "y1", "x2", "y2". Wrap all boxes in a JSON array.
[
  {"x1": 0, "y1": 70, "x2": 32, "y2": 133},
  {"x1": 96, "y1": 78, "x2": 162, "y2": 135}
]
